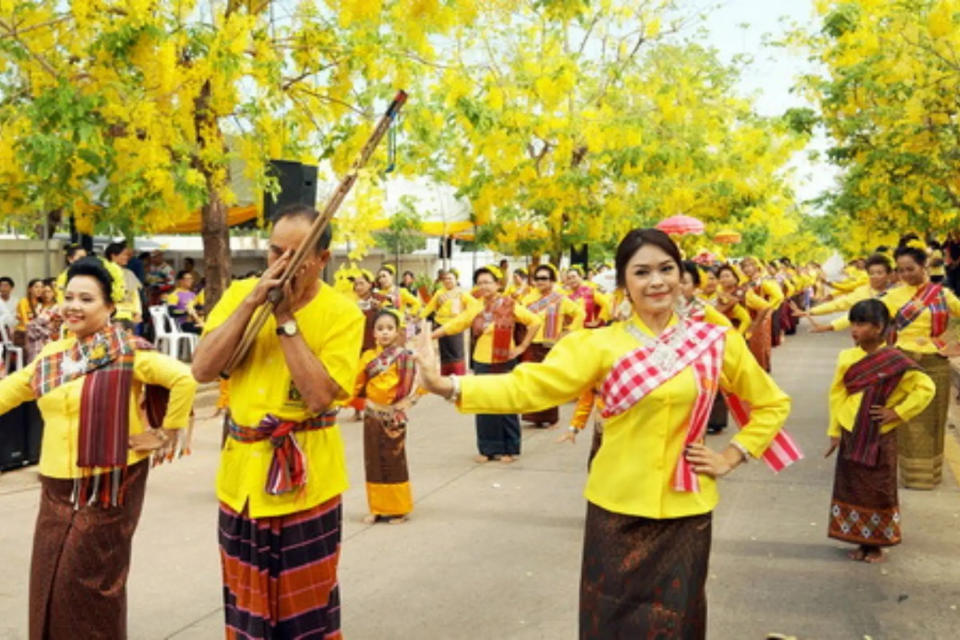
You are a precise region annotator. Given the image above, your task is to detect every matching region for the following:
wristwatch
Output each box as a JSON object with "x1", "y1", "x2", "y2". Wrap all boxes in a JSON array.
[{"x1": 276, "y1": 319, "x2": 298, "y2": 337}]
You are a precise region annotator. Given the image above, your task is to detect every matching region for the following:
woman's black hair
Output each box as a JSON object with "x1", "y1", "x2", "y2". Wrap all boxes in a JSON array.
[
  {"x1": 66, "y1": 257, "x2": 116, "y2": 303},
  {"x1": 681, "y1": 260, "x2": 701, "y2": 287},
  {"x1": 64, "y1": 244, "x2": 85, "y2": 262},
  {"x1": 514, "y1": 268, "x2": 528, "y2": 278},
  {"x1": 374, "y1": 308, "x2": 401, "y2": 327},
  {"x1": 864, "y1": 253, "x2": 892, "y2": 273},
  {"x1": 473, "y1": 267, "x2": 498, "y2": 285},
  {"x1": 615, "y1": 228, "x2": 683, "y2": 288},
  {"x1": 893, "y1": 245, "x2": 927, "y2": 267},
  {"x1": 848, "y1": 299, "x2": 891, "y2": 330},
  {"x1": 715, "y1": 264, "x2": 738, "y2": 281},
  {"x1": 533, "y1": 264, "x2": 556, "y2": 281},
  {"x1": 176, "y1": 270, "x2": 191, "y2": 281}
]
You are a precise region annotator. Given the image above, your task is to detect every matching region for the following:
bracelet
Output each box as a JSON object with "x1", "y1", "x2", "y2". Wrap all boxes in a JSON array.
[
  {"x1": 445, "y1": 375, "x2": 461, "y2": 403},
  {"x1": 730, "y1": 440, "x2": 750, "y2": 462}
]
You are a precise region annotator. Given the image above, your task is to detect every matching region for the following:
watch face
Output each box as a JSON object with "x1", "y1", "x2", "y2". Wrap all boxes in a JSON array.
[{"x1": 281, "y1": 320, "x2": 296, "y2": 335}]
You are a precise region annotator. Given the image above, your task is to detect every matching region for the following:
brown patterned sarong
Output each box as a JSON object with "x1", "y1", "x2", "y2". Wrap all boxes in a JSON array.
[
  {"x1": 219, "y1": 496, "x2": 343, "y2": 639},
  {"x1": 580, "y1": 503, "x2": 711, "y2": 639},
  {"x1": 363, "y1": 403, "x2": 413, "y2": 516},
  {"x1": 747, "y1": 309, "x2": 772, "y2": 372},
  {"x1": 829, "y1": 430, "x2": 901, "y2": 546},
  {"x1": 898, "y1": 351, "x2": 948, "y2": 489},
  {"x1": 29, "y1": 460, "x2": 149, "y2": 640},
  {"x1": 521, "y1": 343, "x2": 559, "y2": 425}
]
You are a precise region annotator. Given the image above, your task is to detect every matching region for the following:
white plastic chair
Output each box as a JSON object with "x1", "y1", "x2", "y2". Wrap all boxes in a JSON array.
[
  {"x1": 0, "y1": 324, "x2": 23, "y2": 371},
  {"x1": 148, "y1": 305, "x2": 197, "y2": 361}
]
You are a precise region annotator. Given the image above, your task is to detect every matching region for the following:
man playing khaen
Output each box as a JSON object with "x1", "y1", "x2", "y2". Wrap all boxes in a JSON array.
[{"x1": 192, "y1": 204, "x2": 363, "y2": 639}]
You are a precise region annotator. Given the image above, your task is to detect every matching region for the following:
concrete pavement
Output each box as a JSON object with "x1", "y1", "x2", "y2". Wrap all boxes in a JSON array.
[{"x1": 1, "y1": 325, "x2": 959, "y2": 639}]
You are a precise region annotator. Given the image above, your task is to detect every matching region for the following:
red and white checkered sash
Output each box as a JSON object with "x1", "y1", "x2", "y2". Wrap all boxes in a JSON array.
[
  {"x1": 725, "y1": 394, "x2": 804, "y2": 473},
  {"x1": 600, "y1": 320, "x2": 727, "y2": 492}
]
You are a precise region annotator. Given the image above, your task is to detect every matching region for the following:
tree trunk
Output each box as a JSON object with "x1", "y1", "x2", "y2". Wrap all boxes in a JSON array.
[
  {"x1": 194, "y1": 79, "x2": 231, "y2": 308},
  {"x1": 201, "y1": 187, "x2": 230, "y2": 308}
]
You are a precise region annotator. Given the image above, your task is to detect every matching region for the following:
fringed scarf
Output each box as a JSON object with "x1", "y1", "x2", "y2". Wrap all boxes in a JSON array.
[
  {"x1": 570, "y1": 284, "x2": 600, "y2": 326},
  {"x1": 893, "y1": 282, "x2": 948, "y2": 340},
  {"x1": 30, "y1": 325, "x2": 172, "y2": 508},
  {"x1": 361, "y1": 346, "x2": 418, "y2": 403},
  {"x1": 842, "y1": 347, "x2": 918, "y2": 467},
  {"x1": 527, "y1": 291, "x2": 564, "y2": 342},
  {"x1": 472, "y1": 295, "x2": 516, "y2": 364},
  {"x1": 601, "y1": 320, "x2": 728, "y2": 493}
]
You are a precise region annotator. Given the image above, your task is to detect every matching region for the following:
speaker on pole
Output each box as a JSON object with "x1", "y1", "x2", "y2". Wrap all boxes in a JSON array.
[
  {"x1": 570, "y1": 244, "x2": 589, "y2": 271},
  {"x1": 263, "y1": 160, "x2": 318, "y2": 221}
]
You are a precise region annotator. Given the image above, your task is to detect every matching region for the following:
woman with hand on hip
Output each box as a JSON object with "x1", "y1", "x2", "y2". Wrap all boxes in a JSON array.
[
  {"x1": 414, "y1": 229, "x2": 796, "y2": 638},
  {"x1": 0, "y1": 257, "x2": 197, "y2": 640}
]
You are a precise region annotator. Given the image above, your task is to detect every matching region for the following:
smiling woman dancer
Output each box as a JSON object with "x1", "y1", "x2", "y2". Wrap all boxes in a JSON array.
[
  {"x1": 414, "y1": 229, "x2": 795, "y2": 638},
  {"x1": 0, "y1": 257, "x2": 197, "y2": 640}
]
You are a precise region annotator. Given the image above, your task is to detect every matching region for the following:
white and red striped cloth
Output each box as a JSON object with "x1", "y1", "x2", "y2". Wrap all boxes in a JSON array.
[{"x1": 600, "y1": 319, "x2": 802, "y2": 492}]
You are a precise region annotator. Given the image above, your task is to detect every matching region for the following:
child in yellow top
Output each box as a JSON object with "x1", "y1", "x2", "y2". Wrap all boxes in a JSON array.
[
  {"x1": 825, "y1": 299, "x2": 934, "y2": 564},
  {"x1": 353, "y1": 309, "x2": 420, "y2": 524}
]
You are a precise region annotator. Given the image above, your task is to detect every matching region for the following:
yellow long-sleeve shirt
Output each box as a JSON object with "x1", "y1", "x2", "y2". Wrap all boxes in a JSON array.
[
  {"x1": 354, "y1": 347, "x2": 414, "y2": 406},
  {"x1": 205, "y1": 278, "x2": 364, "y2": 518},
  {"x1": 827, "y1": 347, "x2": 935, "y2": 438},
  {"x1": 420, "y1": 288, "x2": 481, "y2": 325},
  {"x1": 812, "y1": 283, "x2": 880, "y2": 316},
  {"x1": 0, "y1": 337, "x2": 196, "y2": 479},
  {"x1": 829, "y1": 270, "x2": 868, "y2": 294},
  {"x1": 831, "y1": 283, "x2": 960, "y2": 350},
  {"x1": 439, "y1": 296, "x2": 541, "y2": 364},
  {"x1": 380, "y1": 286, "x2": 422, "y2": 316},
  {"x1": 521, "y1": 288, "x2": 585, "y2": 344},
  {"x1": 459, "y1": 314, "x2": 791, "y2": 518}
]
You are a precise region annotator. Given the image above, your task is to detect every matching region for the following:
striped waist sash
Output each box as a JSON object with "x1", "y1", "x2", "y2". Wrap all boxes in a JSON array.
[{"x1": 228, "y1": 412, "x2": 337, "y2": 495}]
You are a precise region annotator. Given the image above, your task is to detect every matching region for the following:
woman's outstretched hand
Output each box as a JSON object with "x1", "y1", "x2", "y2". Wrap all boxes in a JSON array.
[{"x1": 412, "y1": 320, "x2": 453, "y2": 398}]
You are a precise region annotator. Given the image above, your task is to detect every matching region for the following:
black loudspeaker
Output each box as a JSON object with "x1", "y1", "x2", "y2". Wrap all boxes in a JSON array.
[
  {"x1": 0, "y1": 404, "x2": 26, "y2": 471},
  {"x1": 23, "y1": 401, "x2": 43, "y2": 465},
  {"x1": 570, "y1": 244, "x2": 589, "y2": 271},
  {"x1": 439, "y1": 237, "x2": 454, "y2": 259},
  {"x1": 263, "y1": 160, "x2": 318, "y2": 220}
]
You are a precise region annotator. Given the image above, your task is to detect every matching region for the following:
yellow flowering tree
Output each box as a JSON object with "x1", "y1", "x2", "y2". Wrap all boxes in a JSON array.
[
  {"x1": 398, "y1": 0, "x2": 807, "y2": 264},
  {"x1": 0, "y1": 0, "x2": 472, "y2": 303},
  {"x1": 792, "y1": 0, "x2": 960, "y2": 247}
]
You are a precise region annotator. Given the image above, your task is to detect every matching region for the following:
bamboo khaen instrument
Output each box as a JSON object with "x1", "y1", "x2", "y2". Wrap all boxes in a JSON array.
[{"x1": 219, "y1": 89, "x2": 409, "y2": 378}]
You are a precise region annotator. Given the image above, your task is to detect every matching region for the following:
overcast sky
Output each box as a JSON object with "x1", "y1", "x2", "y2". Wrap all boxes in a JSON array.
[{"x1": 698, "y1": 0, "x2": 837, "y2": 209}]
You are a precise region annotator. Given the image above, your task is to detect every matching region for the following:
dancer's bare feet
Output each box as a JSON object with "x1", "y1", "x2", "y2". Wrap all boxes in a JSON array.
[
  {"x1": 862, "y1": 546, "x2": 885, "y2": 563},
  {"x1": 388, "y1": 516, "x2": 408, "y2": 525},
  {"x1": 500, "y1": 455, "x2": 515, "y2": 463},
  {"x1": 362, "y1": 514, "x2": 377, "y2": 524},
  {"x1": 847, "y1": 547, "x2": 866, "y2": 561},
  {"x1": 474, "y1": 454, "x2": 490, "y2": 463}
]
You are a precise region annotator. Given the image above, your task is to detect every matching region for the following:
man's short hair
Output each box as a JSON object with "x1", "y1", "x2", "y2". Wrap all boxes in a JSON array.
[
  {"x1": 0, "y1": 276, "x2": 13, "y2": 287},
  {"x1": 274, "y1": 204, "x2": 333, "y2": 253}
]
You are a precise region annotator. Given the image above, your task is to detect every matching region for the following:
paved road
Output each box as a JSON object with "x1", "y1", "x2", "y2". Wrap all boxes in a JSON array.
[{"x1": 1, "y1": 325, "x2": 958, "y2": 639}]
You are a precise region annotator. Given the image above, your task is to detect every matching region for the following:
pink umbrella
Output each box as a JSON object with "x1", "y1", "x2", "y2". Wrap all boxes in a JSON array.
[{"x1": 656, "y1": 214, "x2": 705, "y2": 236}]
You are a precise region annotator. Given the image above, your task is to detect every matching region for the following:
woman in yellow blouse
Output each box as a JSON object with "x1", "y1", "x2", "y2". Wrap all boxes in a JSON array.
[
  {"x1": 377, "y1": 264, "x2": 422, "y2": 318},
  {"x1": 825, "y1": 300, "x2": 934, "y2": 564},
  {"x1": 712, "y1": 265, "x2": 752, "y2": 336},
  {"x1": 353, "y1": 309, "x2": 420, "y2": 524},
  {"x1": 420, "y1": 269, "x2": 481, "y2": 376},
  {"x1": 0, "y1": 258, "x2": 197, "y2": 639},
  {"x1": 15, "y1": 278, "x2": 44, "y2": 338},
  {"x1": 415, "y1": 230, "x2": 792, "y2": 638},
  {"x1": 432, "y1": 265, "x2": 542, "y2": 463},
  {"x1": 884, "y1": 243, "x2": 960, "y2": 488},
  {"x1": 519, "y1": 264, "x2": 585, "y2": 427},
  {"x1": 737, "y1": 257, "x2": 782, "y2": 371}
]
